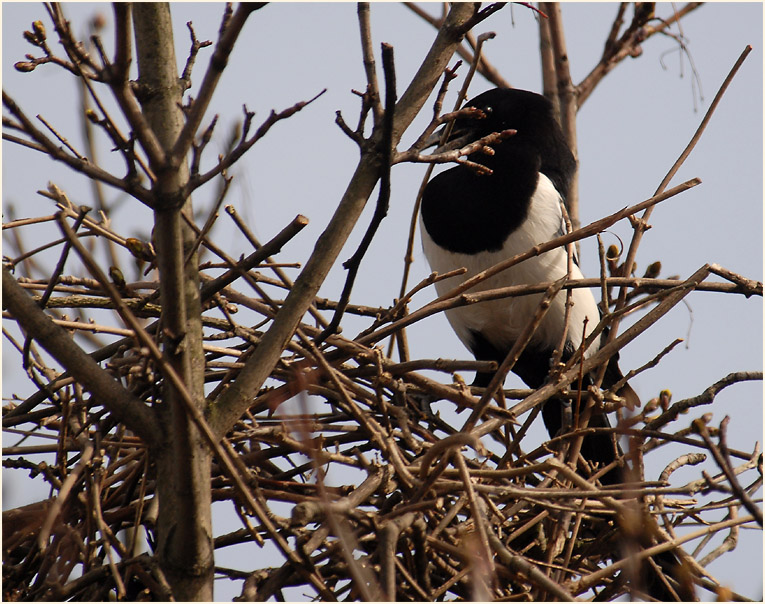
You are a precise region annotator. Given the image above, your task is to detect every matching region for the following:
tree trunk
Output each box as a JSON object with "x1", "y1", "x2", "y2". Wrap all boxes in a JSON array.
[{"x1": 132, "y1": 4, "x2": 213, "y2": 600}]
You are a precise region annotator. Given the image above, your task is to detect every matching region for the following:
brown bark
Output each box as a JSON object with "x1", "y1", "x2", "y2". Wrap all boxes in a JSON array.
[{"x1": 132, "y1": 4, "x2": 213, "y2": 600}]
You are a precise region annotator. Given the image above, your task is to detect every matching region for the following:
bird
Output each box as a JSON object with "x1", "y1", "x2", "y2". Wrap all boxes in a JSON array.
[
  {"x1": 419, "y1": 87, "x2": 692, "y2": 600},
  {"x1": 420, "y1": 87, "x2": 638, "y2": 485}
]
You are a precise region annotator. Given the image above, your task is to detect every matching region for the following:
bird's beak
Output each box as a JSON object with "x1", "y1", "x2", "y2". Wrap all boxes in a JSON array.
[
  {"x1": 421, "y1": 129, "x2": 443, "y2": 150},
  {"x1": 422, "y1": 124, "x2": 476, "y2": 154}
]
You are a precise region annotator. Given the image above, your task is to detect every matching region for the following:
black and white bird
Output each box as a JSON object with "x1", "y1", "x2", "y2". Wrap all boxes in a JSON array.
[
  {"x1": 420, "y1": 87, "x2": 638, "y2": 486},
  {"x1": 419, "y1": 88, "x2": 692, "y2": 600}
]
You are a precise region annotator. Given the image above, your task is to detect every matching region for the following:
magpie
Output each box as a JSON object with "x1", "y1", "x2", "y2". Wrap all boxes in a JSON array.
[
  {"x1": 420, "y1": 87, "x2": 638, "y2": 485},
  {"x1": 420, "y1": 88, "x2": 692, "y2": 600}
]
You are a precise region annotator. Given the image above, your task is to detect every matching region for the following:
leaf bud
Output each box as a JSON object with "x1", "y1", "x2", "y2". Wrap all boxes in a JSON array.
[
  {"x1": 14, "y1": 61, "x2": 36, "y2": 72},
  {"x1": 32, "y1": 20, "x2": 46, "y2": 40},
  {"x1": 23, "y1": 30, "x2": 39, "y2": 45}
]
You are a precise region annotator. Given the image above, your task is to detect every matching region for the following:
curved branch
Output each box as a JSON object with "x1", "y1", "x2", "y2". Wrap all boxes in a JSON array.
[{"x1": 577, "y1": 3, "x2": 704, "y2": 106}]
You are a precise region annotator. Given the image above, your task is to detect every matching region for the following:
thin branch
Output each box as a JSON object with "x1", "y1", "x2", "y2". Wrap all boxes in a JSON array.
[
  {"x1": 404, "y1": 3, "x2": 511, "y2": 89},
  {"x1": 694, "y1": 417, "x2": 763, "y2": 526},
  {"x1": 22, "y1": 206, "x2": 91, "y2": 369},
  {"x1": 568, "y1": 514, "x2": 756, "y2": 595},
  {"x1": 542, "y1": 2, "x2": 579, "y2": 226},
  {"x1": 170, "y1": 3, "x2": 265, "y2": 166},
  {"x1": 199, "y1": 215, "x2": 309, "y2": 303},
  {"x1": 655, "y1": 45, "x2": 753, "y2": 196},
  {"x1": 577, "y1": 3, "x2": 704, "y2": 106},
  {"x1": 357, "y1": 3, "x2": 383, "y2": 126},
  {"x1": 106, "y1": 5, "x2": 168, "y2": 171},
  {"x1": 184, "y1": 172, "x2": 231, "y2": 265},
  {"x1": 188, "y1": 90, "x2": 326, "y2": 193},
  {"x1": 36, "y1": 113, "x2": 85, "y2": 159},
  {"x1": 2, "y1": 267, "x2": 161, "y2": 446},
  {"x1": 180, "y1": 21, "x2": 213, "y2": 91},
  {"x1": 462, "y1": 277, "x2": 566, "y2": 432},
  {"x1": 607, "y1": 45, "x2": 753, "y2": 361},
  {"x1": 2, "y1": 91, "x2": 153, "y2": 205},
  {"x1": 647, "y1": 371, "x2": 763, "y2": 431},
  {"x1": 317, "y1": 43, "x2": 397, "y2": 344}
]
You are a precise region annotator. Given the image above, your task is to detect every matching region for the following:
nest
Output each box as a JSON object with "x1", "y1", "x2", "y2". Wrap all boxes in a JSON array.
[{"x1": 3, "y1": 188, "x2": 762, "y2": 601}]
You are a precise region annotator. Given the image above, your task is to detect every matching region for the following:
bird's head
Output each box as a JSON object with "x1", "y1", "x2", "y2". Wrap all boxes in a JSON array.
[
  {"x1": 459, "y1": 88, "x2": 553, "y2": 141},
  {"x1": 427, "y1": 88, "x2": 576, "y2": 189}
]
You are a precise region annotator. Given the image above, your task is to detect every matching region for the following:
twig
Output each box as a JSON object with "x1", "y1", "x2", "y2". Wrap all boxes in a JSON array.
[
  {"x1": 395, "y1": 127, "x2": 515, "y2": 170},
  {"x1": 568, "y1": 514, "x2": 756, "y2": 594},
  {"x1": 697, "y1": 506, "x2": 739, "y2": 567},
  {"x1": 170, "y1": 3, "x2": 265, "y2": 164},
  {"x1": 184, "y1": 172, "x2": 231, "y2": 265},
  {"x1": 225, "y1": 205, "x2": 328, "y2": 329},
  {"x1": 36, "y1": 113, "x2": 85, "y2": 160},
  {"x1": 646, "y1": 371, "x2": 763, "y2": 432},
  {"x1": 694, "y1": 417, "x2": 763, "y2": 526},
  {"x1": 501, "y1": 264, "x2": 711, "y2": 423},
  {"x1": 21, "y1": 205, "x2": 91, "y2": 369},
  {"x1": 180, "y1": 21, "x2": 212, "y2": 91},
  {"x1": 357, "y1": 3, "x2": 383, "y2": 127},
  {"x1": 317, "y1": 43, "x2": 397, "y2": 344},
  {"x1": 2, "y1": 91, "x2": 153, "y2": 205},
  {"x1": 199, "y1": 215, "x2": 309, "y2": 302},
  {"x1": 462, "y1": 277, "x2": 566, "y2": 432},
  {"x1": 2, "y1": 266, "x2": 161, "y2": 444},
  {"x1": 454, "y1": 453, "x2": 496, "y2": 581},
  {"x1": 188, "y1": 89, "x2": 326, "y2": 193},
  {"x1": 609, "y1": 337, "x2": 684, "y2": 394},
  {"x1": 542, "y1": 2, "x2": 580, "y2": 225},
  {"x1": 609, "y1": 45, "x2": 752, "y2": 349},
  {"x1": 488, "y1": 532, "x2": 576, "y2": 601},
  {"x1": 577, "y1": 3, "x2": 704, "y2": 106},
  {"x1": 404, "y1": 3, "x2": 511, "y2": 89}
]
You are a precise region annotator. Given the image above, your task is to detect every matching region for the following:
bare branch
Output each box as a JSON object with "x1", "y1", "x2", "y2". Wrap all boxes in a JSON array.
[
  {"x1": 2, "y1": 91, "x2": 153, "y2": 205},
  {"x1": 208, "y1": 3, "x2": 480, "y2": 438},
  {"x1": 577, "y1": 3, "x2": 704, "y2": 106},
  {"x1": 170, "y1": 3, "x2": 265, "y2": 166},
  {"x1": 318, "y1": 42, "x2": 397, "y2": 343},
  {"x1": 357, "y1": 3, "x2": 383, "y2": 126},
  {"x1": 188, "y1": 90, "x2": 326, "y2": 193},
  {"x1": 607, "y1": 45, "x2": 753, "y2": 360},
  {"x1": 2, "y1": 267, "x2": 161, "y2": 445},
  {"x1": 180, "y1": 21, "x2": 213, "y2": 91}
]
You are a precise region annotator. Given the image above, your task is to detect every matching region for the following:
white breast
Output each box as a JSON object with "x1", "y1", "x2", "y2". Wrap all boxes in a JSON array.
[{"x1": 420, "y1": 174, "x2": 601, "y2": 359}]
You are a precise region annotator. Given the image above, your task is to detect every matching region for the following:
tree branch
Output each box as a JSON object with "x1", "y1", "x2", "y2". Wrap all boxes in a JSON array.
[
  {"x1": 577, "y1": 3, "x2": 704, "y2": 106},
  {"x1": 208, "y1": 2, "x2": 480, "y2": 438},
  {"x1": 2, "y1": 91, "x2": 153, "y2": 205},
  {"x1": 2, "y1": 267, "x2": 161, "y2": 446},
  {"x1": 169, "y1": 3, "x2": 265, "y2": 167},
  {"x1": 317, "y1": 43, "x2": 397, "y2": 343}
]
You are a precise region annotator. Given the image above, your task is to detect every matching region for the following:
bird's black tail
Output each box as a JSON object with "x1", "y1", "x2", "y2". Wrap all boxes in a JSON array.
[{"x1": 468, "y1": 338, "x2": 693, "y2": 600}]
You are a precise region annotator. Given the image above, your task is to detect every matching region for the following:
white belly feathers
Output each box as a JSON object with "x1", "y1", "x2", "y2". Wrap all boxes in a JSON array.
[{"x1": 420, "y1": 174, "x2": 601, "y2": 360}]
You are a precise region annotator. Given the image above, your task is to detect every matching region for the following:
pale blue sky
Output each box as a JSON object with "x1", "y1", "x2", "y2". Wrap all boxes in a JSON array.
[{"x1": 3, "y1": 3, "x2": 762, "y2": 600}]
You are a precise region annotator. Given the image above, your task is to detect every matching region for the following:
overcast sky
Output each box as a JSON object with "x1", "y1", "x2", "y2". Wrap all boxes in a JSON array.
[{"x1": 3, "y1": 3, "x2": 762, "y2": 601}]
